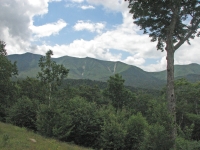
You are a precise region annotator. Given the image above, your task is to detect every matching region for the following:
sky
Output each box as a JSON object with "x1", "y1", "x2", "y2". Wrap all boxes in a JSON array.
[{"x1": 0, "y1": 0, "x2": 199, "y2": 72}]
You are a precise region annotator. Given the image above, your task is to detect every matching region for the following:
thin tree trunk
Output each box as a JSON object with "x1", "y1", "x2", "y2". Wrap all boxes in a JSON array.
[{"x1": 49, "y1": 82, "x2": 51, "y2": 107}]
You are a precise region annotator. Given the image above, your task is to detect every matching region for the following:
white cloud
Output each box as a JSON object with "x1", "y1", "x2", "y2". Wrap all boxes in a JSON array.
[
  {"x1": 0, "y1": 0, "x2": 50, "y2": 54},
  {"x1": 80, "y1": 5, "x2": 95, "y2": 10},
  {"x1": 70, "y1": 0, "x2": 84, "y2": 3},
  {"x1": 140, "y1": 56, "x2": 167, "y2": 72},
  {"x1": 124, "y1": 56, "x2": 145, "y2": 66},
  {"x1": 50, "y1": 0, "x2": 62, "y2": 2},
  {"x1": 87, "y1": 0, "x2": 128, "y2": 12},
  {"x1": 73, "y1": 21, "x2": 105, "y2": 33},
  {"x1": 30, "y1": 19, "x2": 67, "y2": 38},
  {"x1": 174, "y1": 38, "x2": 200, "y2": 65}
]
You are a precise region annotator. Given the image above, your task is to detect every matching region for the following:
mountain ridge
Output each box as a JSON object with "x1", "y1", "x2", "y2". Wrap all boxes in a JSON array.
[{"x1": 8, "y1": 52, "x2": 200, "y2": 89}]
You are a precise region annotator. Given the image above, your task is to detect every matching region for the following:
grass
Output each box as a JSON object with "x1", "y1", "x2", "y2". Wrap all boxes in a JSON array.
[{"x1": 0, "y1": 122, "x2": 91, "y2": 150}]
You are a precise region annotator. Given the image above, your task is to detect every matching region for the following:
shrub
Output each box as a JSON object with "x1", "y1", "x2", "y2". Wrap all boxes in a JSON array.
[{"x1": 6, "y1": 96, "x2": 37, "y2": 130}]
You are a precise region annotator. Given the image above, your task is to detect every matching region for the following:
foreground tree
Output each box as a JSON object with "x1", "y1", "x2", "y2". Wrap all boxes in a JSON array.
[
  {"x1": 37, "y1": 50, "x2": 69, "y2": 107},
  {"x1": 125, "y1": 0, "x2": 200, "y2": 148},
  {"x1": 0, "y1": 41, "x2": 18, "y2": 121},
  {"x1": 103, "y1": 74, "x2": 135, "y2": 111}
]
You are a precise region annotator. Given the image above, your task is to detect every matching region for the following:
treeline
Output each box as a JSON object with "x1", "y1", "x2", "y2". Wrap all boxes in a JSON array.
[
  {"x1": 62, "y1": 79, "x2": 161, "y2": 97},
  {"x1": 1, "y1": 46, "x2": 200, "y2": 149}
]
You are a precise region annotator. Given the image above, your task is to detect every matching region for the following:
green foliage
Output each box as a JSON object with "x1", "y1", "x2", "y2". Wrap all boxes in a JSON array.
[
  {"x1": 132, "y1": 92, "x2": 154, "y2": 115},
  {"x1": 37, "y1": 50, "x2": 69, "y2": 106},
  {"x1": 176, "y1": 137, "x2": 200, "y2": 150},
  {"x1": 78, "y1": 85, "x2": 106, "y2": 105},
  {"x1": 125, "y1": 113, "x2": 148, "y2": 150},
  {"x1": 37, "y1": 50, "x2": 69, "y2": 88},
  {"x1": 17, "y1": 77, "x2": 46, "y2": 103},
  {"x1": 36, "y1": 104, "x2": 56, "y2": 137},
  {"x1": 104, "y1": 74, "x2": 135, "y2": 111},
  {"x1": 175, "y1": 79, "x2": 200, "y2": 140},
  {"x1": 0, "y1": 40, "x2": 18, "y2": 122},
  {"x1": 141, "y1": 123, "x2": 173, "y2": 150},
  {"x1": 99, "y1": 106, "x2": 127, "y2": 150},
  {"x1": 66, "y1": 97, "x2": 103, "y2": 148},
  {"x1": 138, "y1": 98, "x2": 173, "y2": 150},
  {"x1": 146, "y1": 99, "x2": 171, "y2": 126},
  {"x1": 6, "y1": 96, "x2": 37, "y2": 130},
  {"x1": 36, "y1": 103, "x2": 72, "y2": 139}
]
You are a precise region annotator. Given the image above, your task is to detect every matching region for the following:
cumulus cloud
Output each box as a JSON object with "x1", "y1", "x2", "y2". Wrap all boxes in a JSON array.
[
  {"x1": 73, "y1": 21, "x2": 105, "y2": 33},
  {"x1": 140, "y1": 56, "x2": 167, "y2": 72},
  {"x1": 124, "y1": 56, "x2": 145, "y2": 66},
  {"x1": 0, "y1": 0, "x2": 53, "y2": 56},
  {"x1": 80, "y1": 5, "x2": 95, "y2": 10},
  {"x1": 30, "y1": 19, "x2": 67, "y2": 38}
]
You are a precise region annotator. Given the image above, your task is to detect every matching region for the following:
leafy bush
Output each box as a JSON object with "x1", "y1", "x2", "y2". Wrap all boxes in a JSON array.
[
  {"x1": 140, "y1": 123, "x2": 172, "y2": 150},
  {"x1": 98, "y1": 106, "x2": 129, "y2": 150},
  {"x1": 176, "y1": 137, "x2": 200, "y2": 150},
  {"x1": 125, "y1": 113, "x2": 148, "y2": 150},
  {"x1": 66, "y1": 96, "x2": 103, "y2": 148},
  {"x1": 36, "y1": 103, "x2": 72, "y2": 139},
  {"x1": 6, "y1": 96, "x2": 37, "y2": 130}
]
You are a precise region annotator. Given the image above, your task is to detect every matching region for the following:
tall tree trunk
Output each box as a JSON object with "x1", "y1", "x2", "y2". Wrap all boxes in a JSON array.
[
  {"x1": 166, "y1": 45, "x2": 176, "y2": 149},
  {"x1": 166, "y1": 6, "x2": 179, "y2": 149}
]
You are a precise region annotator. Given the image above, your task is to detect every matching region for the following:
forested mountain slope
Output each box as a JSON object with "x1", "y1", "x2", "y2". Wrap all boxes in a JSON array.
[{"x1": 8, "y1": 53, "x2": 200, "y2": 89}]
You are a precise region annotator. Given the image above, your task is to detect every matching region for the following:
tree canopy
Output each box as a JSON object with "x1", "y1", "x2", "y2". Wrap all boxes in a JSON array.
[{"x1": 126, "y1": 0, "x2": 200, "y2": 51}]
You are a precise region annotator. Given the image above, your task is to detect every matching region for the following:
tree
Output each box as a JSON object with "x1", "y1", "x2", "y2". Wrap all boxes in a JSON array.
[
  {"x1": 0, "y1": 40, "x2": 18, "y2": 121},
  {"x1": 7, "y1": 96, "x2": 37, "y2": 130},
  {"x1": 103, "y1": 74, "x2": 134, "y2": 111},
  {"x1": 66, "y1": 97, "x2": 103, "y2": 148},
  {"x1": 17, "y1": 77, "x2": 46, "y2": 103},
  {"x1": 125, "y1": 0, "x2": 200, "y2": 147},
  {"x1": 37, "y1": 50, "x2": 69, "y2": 107},
  {"x1": 0, "y1": 41, "x2": 18, "y2": 84},
  {"x1": 36, "y1": 103, "x2": 72, "y2": 139},
  {"x1": 174, "y1": 79, "x2": 200, "y2": 141},
  {"x1": 125, "y1": 113, "x2": 148, "y2": 150},
  {"x1": 99, "y1": 105, "x2": 127, "y2": 150}
]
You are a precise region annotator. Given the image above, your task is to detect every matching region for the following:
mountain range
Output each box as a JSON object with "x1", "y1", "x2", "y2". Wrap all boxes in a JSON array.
[{"x1": 8, "y1": 52, "x2": 200, "y2": 89}]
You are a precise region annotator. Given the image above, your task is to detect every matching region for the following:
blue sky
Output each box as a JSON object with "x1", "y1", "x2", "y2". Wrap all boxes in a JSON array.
[{"x1": 0, "y1": 0, "x2": 199, "y2": 71}]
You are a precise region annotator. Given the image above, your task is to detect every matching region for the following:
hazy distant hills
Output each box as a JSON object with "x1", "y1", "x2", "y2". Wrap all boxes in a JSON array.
[{"x1": 8, "y1": 53, "x2": 200, "y2": 89}]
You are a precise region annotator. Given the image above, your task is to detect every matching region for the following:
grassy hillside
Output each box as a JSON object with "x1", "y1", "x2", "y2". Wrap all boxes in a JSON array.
[{"x1": 0, "y1": 122, "x2": 91, "y2": 150}]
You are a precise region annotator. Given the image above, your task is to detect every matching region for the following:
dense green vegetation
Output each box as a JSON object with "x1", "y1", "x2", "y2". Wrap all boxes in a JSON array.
[{"x1": 1, "y1": 43, "x2": 200, "y2": 149}]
